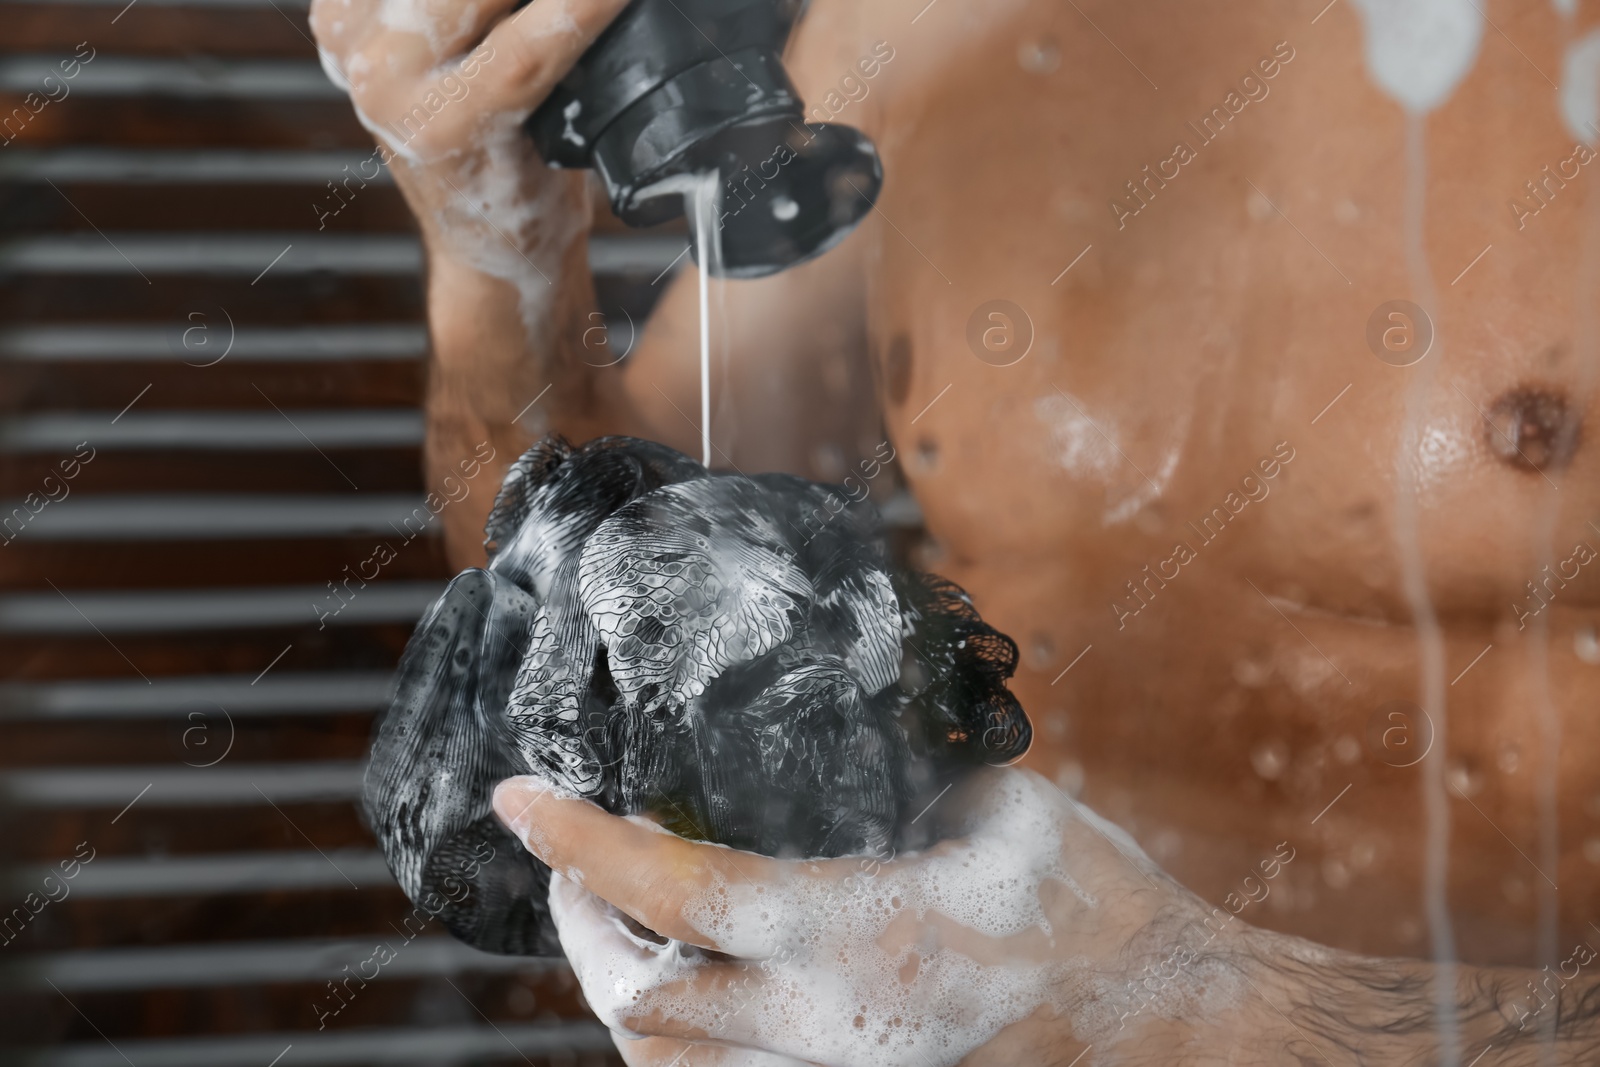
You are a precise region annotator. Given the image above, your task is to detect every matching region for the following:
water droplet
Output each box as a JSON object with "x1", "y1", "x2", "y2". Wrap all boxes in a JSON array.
[
  {"x1": 1322, "y1": 856, "x2": 1351, "y2": 889},
  {"x1": 1351, "y1": 839, "x2": 1377, "y2": 869},
  {"x1": 1056, "y1": 760, "x2": 1085, "y2": 798},
  {"x1": 1017, "y1": 37, "x2": 1061, "y2": 75},
  {"x1": 1028, "y1": 634, "x2": 1056, "y2": 669},
  {"x1": 1583, "y1": 838, "x2": 1600, "y2": 865},
  {"x1": 1334, "y1": 199, "x2": 1360, "y2": 225},
  {"x1": 1397, "y1": 916, "x2": 1422, "y2": 944},
  {"x1": 1151, "y1": 828, "x2": 1182, "y2": 862},
  {"x1": 1502, "y1": 874, "x2": 1529, "y2": 904},
  {"x1": 1247, "y1": 190, "x2": 1274, "y2": 221},
  {"x1": 1333, "y1": 735, "x2": 1362, "y2": 765},
  {"x1": 1251, "y1": 740, "x2": 1290, "y2": 780},
  {"x1": 1497, "y1": 744, "x2": 1521, "y2": 774},
  {"x1": 1233, "y1": 658, "x2": 1272, "y2": 689},
  {"x1": 1043, "y1": 709, "x2": 1069, "y2": 739},
  {"x1": 1448, "y1": 761, "x2": 1483, "y2": 796},
  {"x1": 1576, "y1": 626, "x2": 1600, "y2": 665},
  {"x1": 770, "y1": 195, "x2": 800, "y2": 222},
  {"x1": 811, "y1": 443, "x2": 846, "y2": 481}
]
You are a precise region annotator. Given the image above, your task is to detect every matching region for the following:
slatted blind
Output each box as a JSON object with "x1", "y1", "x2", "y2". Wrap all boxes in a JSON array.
[{"x1": 0, "y1": 2, "x2": 676, "y2": 1061}]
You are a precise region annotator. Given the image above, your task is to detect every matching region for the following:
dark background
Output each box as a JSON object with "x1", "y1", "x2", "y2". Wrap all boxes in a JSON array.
[{"x1": 0, "y1": 2, "x2": 680, "y2": 1061}]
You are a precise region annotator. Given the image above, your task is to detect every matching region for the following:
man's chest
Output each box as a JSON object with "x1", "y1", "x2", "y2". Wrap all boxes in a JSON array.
[{"x1": 837, "y1": 1, "x2": 1600, "y2": 962}]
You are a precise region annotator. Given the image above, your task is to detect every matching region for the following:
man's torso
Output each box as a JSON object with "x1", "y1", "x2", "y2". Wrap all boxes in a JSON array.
[{"x1": 810, "y1": 0, "x2": 1600, "y2": 965}]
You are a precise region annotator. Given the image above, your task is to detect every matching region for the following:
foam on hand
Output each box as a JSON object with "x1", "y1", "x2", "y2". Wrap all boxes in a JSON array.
[
  {"x1": 377, "y1": 0, "x2": 480, "y2": 54},
  {"x1": 551, "y1": 772, "x2": 1111, "y2": 1067},
  {"x1": 444, "y1": 115, "x2": 590, "y2": 347}
]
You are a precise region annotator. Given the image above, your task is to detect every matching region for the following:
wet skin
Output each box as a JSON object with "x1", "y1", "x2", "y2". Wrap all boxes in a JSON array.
[
  {"x1": 357, "y1": 0, "x2": 1600, "y2": 969},
  {"x1": 793, "y1": 1, "x2": 1600, "y2": 969}
]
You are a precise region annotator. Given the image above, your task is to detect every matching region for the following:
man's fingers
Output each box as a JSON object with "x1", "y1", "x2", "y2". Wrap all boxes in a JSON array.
[
  {"x1": 615, "y1": 1037, "x2": 817, "y2": 1067},
  {"x1": 613, "y1": 1036, "x2": 706, "y2": 1067},
  {"x1": 551, "y1": 876, "x2": 817, "y2": 1065},
  {"x1": 494, "y1": 776, "x2": 780, "y2": 950},
  {"x1": 310, "y1": 0, "x2": 377, "y2": 55},
  {"x1": 429, "y1": 0, "x2": 526, "y2": 61},
  {"x1": 549, "y1": 872, "x2": 775, "y2": 1047},
  {"x1": 474, "y1": 0, "x2": 634, "y2": 113},
  {"x1": 315, "y1": 0, "x2": 523, "y2": 84}
]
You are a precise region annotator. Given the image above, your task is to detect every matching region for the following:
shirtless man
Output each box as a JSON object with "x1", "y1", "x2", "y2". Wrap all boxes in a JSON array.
[{"x1": 312, "y1": 0, "x2": 1600, "y2": 1060}]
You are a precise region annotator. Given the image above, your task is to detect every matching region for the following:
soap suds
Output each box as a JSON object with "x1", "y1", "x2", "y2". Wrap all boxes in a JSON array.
[
  {"x1": 550, "y1": 773, "x2": 1234, "y2": 1065},
  {"x1": 1562, "y1": 30, "x2": 1600, "y2": 145},
  {"x1": 521, "y1": 0, "x2": 581, "y2": 39},
  {"x1": 1349, "y1": 0, "x2": 1484, "y2": 112},
  {"x1": 1035, "y1": 393, "x2": 1120, "y2": 479},
  {"x1": 318, "y1": 45, "x2": 422, "y2": 167},
  {"x1": 318, "y1": 46, "x2": 353, "y2": 94},
  {"x1": 438, "y1": 115, "x2": 589, "y2": 343},
  {"x1": 377, "y1": 0, "x2": 480, "y2": 53},
  {"x1": 1102, "y1": 445, "x2": 1180, "y2": 527},
  {"x1": 1034, "y1": 393, "x2": 1181, "y2": 526}
]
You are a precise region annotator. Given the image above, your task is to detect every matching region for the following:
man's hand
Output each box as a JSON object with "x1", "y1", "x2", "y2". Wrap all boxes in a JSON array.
[
  {"x1": 309, "y1": 0, "x2": 628, "y2": 257},
  {"x1": 310, "y1": 0, "x2": 634, "y2": 564},
  {"x1": 490, "y1": 770, "x2": 1269, "y2": 1065},
  {"x1": 493, "y1": 770, "x2": 1600, "y2": 1065}
]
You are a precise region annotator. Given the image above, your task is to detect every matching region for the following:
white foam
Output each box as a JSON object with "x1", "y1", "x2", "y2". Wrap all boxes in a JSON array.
[
  {"x1": 518, "y1": 0, "x2": 581, "y2": 39},
  {"x1": 1034, "y1": 392, "x2": 1181, "y2": 526},
  {"x1": 1349, "y1": 0, "x2": 1484, "y2": 113},
  {"x1": 1034, "y1": 392, "x2": 1119, "y2": 479},
  {"x1": 1562, "y1": 30, "x2": 1600, "y2": 145},
  {"x1": 317, "y1": 45, "x2": 415, "y2": 163},
  {"x1": 376, "y1": 0, "x2": 478, "y2": 53},
  {"x1": 318, "y1": 46, "x2": 353, "y2": 94},
  {"x1": 551, "y1": 772, "x2": 1176, "y2": 1065},
  {"x1": 1101, "y1": 444, "x2": 1180, "y2": 527},
  {"x1": 439, "y1": 115, "x2": 589, "y2": 344}
]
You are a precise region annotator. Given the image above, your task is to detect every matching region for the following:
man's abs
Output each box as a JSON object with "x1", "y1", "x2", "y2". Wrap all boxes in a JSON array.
[{"x1": 850, "y1": 0, "x2": 1600, "y2": 966}]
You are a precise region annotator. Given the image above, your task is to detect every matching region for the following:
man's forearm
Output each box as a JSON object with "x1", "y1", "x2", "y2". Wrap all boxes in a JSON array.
[
  {"x1": 1085, "y1": 900, "x2": 1600, "y2": 1065},
  {"x1": 1182, "y1": 926, "x2": 1600, "y2": 1065},
  {"x1": 422, "y1": 216, "x2": 623, "y2": 568},
  {"x1": 1258, "y1": 934, "x2": 1600, "y2": 1065},
  {"x1": 310, "y1": 0, "x2": 642, "y2": 569}
]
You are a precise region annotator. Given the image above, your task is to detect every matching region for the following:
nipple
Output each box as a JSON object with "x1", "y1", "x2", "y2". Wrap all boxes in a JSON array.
[{"x1": 1483, "y1": 387, "x2": 1581, "y2": 473}]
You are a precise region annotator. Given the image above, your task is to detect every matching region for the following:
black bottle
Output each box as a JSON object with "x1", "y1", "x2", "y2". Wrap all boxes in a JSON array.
[{"x1": 525, "y1": 0, "x2": 883, "y2": 277}]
